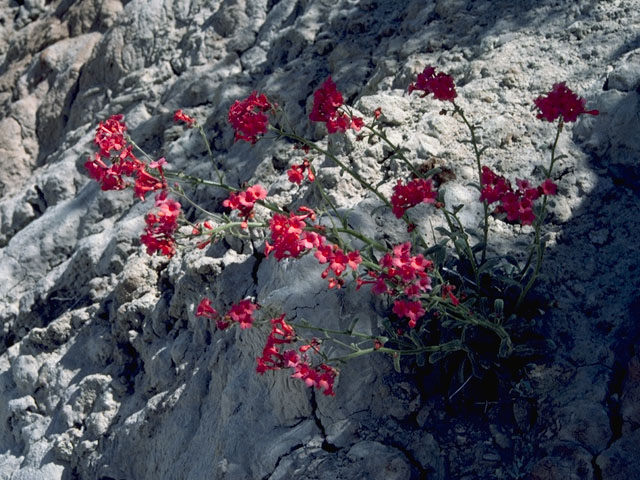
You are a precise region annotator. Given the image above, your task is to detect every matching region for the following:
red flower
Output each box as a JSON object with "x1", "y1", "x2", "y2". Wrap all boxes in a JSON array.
[
  {"x1": 139, "y1": 191, "x2": 181, "y2": 257},
  {"x1": 174, "y1": 109, "x2": 195, "y2": 127},
  {"x1": 408, "y1": 66, "x2": 457, "y2": 102},
  {"x1": 134, "y1": 166, "x2": 166, "y2": 201},
  {"x1": 94, "y1": 114, "x2": 127, "y2": 158},
  {"x1": 223, "y1": 184, "x2": 267, "y2": 228},
  {"x1": 309, "y1": 77, "x2": 363, "y2": 134},
  {"x1": 287, "y1": 159, "x2": 314, "y2": 185},
  {"x1": 539, "y1": 178, "x2": 558, "y2": 196},
  {"x1": 314, "y1": 243, "x2": 362, "y2": 289},
  {"x1": 228, "y1": 92, "x2": 272, "y2": 143},
  {"x1": 195, "y1": 297, "x2": 229, "y2": 328},
  {"x1": 391, "y1": 178, "x2": 437, "y2": 218},
  {"x1": 226, "y1": 299, "x2": 259, "y2": 329},
  {"x1": 534, "y1": 82, "x2": 599, "y2": 123},
  {"x1": 441, "y1": 284, "x2": 460, "y2": 306},
  {"x1": 359, "y1": 242, "x2": 432, "y2": 299},
  {"x1": 393, "y1": 299, "x2": 426, "y2": 328},
  {"x1": 264, "y1": 208, "x2": 325, "y2": 260}
]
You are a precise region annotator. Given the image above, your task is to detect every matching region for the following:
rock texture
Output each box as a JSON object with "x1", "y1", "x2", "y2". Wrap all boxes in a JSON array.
[{"x1": 1, "y1": 0, "x2": 639, "y2": 478}]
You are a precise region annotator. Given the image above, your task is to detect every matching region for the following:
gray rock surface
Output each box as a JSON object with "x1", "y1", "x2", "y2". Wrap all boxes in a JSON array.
[{"x1": 1, "y1": 0, "x2": 639, "y2": 478}]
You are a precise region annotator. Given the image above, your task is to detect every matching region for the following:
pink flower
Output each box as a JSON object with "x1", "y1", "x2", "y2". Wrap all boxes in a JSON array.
[
  {"x1": 228, "y1": 92, "x2": 272, "y2": 143},
  {"x1": 223, "y1": 184, "x2": 267, "y2": 228},
  {"x1": 174, "y1": 109, "x2": 195, "y2": 127},
  {"x1": 534, "y1": 82, "x2": 599, "y2": 123},
  {"x1": 309, "y1": 77, "x2": 363, "y2": 134},
  {"x1": 408, "y1": 66, "x2": 457, "y2": 102},
  {"x1": 391, "y1": 178, "x2": 437, "y2": 218}
]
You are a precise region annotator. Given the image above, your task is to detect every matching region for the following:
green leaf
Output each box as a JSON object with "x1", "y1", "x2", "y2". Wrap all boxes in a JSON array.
[
  {"x1": 393, "y1": 353, "x2": 401, "y2": 373},
  {"x1": 467, "y1": 181, "x2": 482, "y2": 192},
  {"x1": 472, "y1": 241, "x2": 487, "y2": 253},
  {"x1": 453, "y1": 204, "x2": 465, "y2": 214},
  {"x1": 416, "y1": 352, "x2": 426, "y2": 367},
  {"x1": 478, "y1": 257, "x2": 502, "y2": 274},
  {"x1": 494, "y1": 298, "x2": 504, "y2": 318},
  {"x1": 435, "y1": 227, "x2": 453, "y2": 236}
]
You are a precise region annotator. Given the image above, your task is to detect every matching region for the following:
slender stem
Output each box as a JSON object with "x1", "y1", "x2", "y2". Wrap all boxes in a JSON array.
[
  {"x1": 271, "y1": 126, "x2": 392, "y2": 209},
  {"x1": 516, "y1": 120, "x2": 563, "y2": 308},
  {"x1": 195, "y1": 123, "x2": 224, "y2": 184},
  {"x1": 453, "y1": 103, "x2": 489, "y2": 263}
]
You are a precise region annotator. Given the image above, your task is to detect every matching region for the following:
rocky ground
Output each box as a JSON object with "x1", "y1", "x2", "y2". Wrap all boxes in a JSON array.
[{"x1": 0, "y1": 0, "x2": 639, "y2": 478}]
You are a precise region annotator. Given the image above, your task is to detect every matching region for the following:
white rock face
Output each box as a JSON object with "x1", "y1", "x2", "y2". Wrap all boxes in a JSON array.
[{"x1": 1, "y1": 0, "x2": 640, "y2": 479}]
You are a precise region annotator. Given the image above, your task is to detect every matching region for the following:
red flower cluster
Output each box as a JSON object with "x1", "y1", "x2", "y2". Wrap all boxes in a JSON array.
[
  {"x1": 359, "y1": 242, "x2": 433, "y2": 300},
  {"x1": 256, "y1": 314, "x2": 337, "y2": 396},
  {"x1": 264, "y1": 207, "x2": 325, "y2": 260},
  {"x1": 85, "y1": 115, "x2": 166, "y2": 200},
  {"x1": 534, "y1": 82, "x2": 599, "y2": 123},
  {"x1": 309, "y1": 77, "x2": 364, "y2": 134},
  {"x1": 314, "y1": 243, "x2": 362, "y2": 289},
  {"x1": 174, "y1": 109, "x2": 195, "y2": 128},
  {"x1": 94, "y1": 114, "x2": 127, "y2": 157},
  {"x1": 390, "y1": 178, "x2": 438, "y2": 218},
  {"x1": 392, "y1": 299, "x2": 425, "y2": 328},
  {"x1": 408, "y1": 66, "x2": 457, "y2": 102},
  {"x1": 287, "y1": 159, "x2": 315, "y2": 185},
  {"x1": 139, "y1": 190, "x2": 181, "y2": 257},
  {"x1": 196, "y1": 298, "x2": 259, "y2": 330},
  {"x1": 480, "y1": 166, "x2": 557, "y2": 226},
  {"x1": 228, "y1": 92, "x2": 272, "y2": 143},
  {"x1": 222, "y1": 184, "x2": 267, "y2": 229}
]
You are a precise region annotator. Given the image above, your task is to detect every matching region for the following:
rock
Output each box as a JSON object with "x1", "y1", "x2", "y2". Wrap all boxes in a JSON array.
[{"x1": 596, "y1": 429, "x2": 640, "y2": 479}]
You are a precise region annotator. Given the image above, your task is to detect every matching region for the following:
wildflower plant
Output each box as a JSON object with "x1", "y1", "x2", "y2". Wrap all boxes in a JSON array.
[{"x1": 84, "y1": 67, "x2": 598, "y2": 397}]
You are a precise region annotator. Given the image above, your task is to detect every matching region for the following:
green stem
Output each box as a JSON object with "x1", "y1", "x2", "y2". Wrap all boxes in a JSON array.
[
  {"x1": 453, "y1": 103, "x2": 489, "y2": 264},
  {"x1": 516, "y1": 120, "x2": 563, "y2": 308},
  {"x1": 271, "y1": 126, "x2": 392, "y2": 209}
]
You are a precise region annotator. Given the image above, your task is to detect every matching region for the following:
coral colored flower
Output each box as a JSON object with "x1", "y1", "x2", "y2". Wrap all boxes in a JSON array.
[
  {"x1": 391, "y1": 178, "x2": 438, "y2": 218},
  {"x1": 174, "y1": 109, "x2": 195, "y2": 127},
  {"x1": 408, "y1": 66, "x2": 457, "y2": 102},
  {"x1": 534, "y1": 82, "x2": 599, "y2": 123},
  {"x1": 139, "y1": 190, "x2": 181, "y2": 257},
  {"x1": 228, "y1": 92, "x2": 272, "y2": 143},
  {"x1": 223, "y1": 184, "x2": 267, "y2": 228},
  {"x1": 393, "y1": 299, "x2": 426, "y2": 328},
  {"x1": 309, "y1": 77, "x2": 363, "y2": 134}
]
